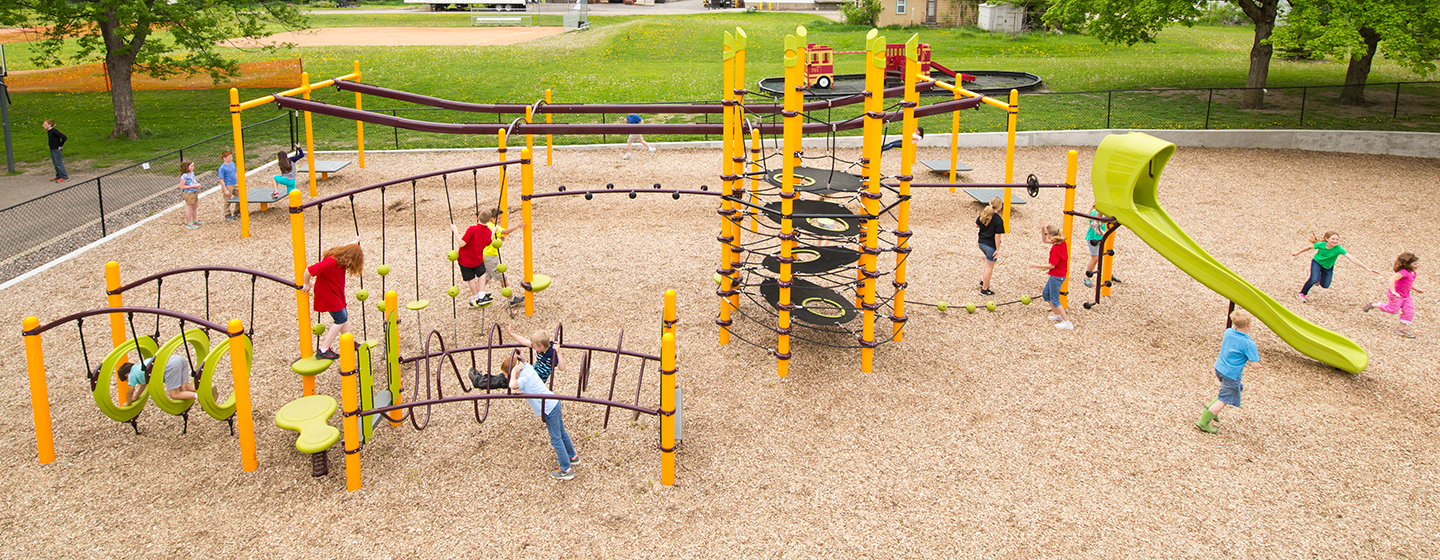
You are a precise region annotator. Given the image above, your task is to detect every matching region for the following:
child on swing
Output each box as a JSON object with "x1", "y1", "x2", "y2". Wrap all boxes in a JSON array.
[{"x1": 304, "y1": 237, "x2": 364, "y2": 361}]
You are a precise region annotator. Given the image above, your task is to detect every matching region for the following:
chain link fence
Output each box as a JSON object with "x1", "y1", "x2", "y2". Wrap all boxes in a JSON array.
[{"x1": 0, "y1": 113, "x2": 291, "y2": 284}]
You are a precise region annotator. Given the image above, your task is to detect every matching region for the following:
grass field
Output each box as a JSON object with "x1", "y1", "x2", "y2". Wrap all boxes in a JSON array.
[{"x1": 2, "y1": 13, "x2": 1435, "y2": 169}]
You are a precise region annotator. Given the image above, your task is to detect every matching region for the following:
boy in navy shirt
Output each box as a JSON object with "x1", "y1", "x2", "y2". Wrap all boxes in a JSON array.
[{"x1": 1197, "y1": 310, "x2": 1260, "y2": 433}]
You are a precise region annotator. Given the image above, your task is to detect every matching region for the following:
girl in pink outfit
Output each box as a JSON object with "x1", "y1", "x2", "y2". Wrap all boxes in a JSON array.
[{"x1": 1363, "y1": 252, "x2": 1422, "y2": 338}]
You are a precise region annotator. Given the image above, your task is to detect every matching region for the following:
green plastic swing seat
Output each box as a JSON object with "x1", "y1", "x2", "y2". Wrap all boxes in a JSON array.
[{"x1": 275, "y1": 395, "x2": 340, "y2": 454}]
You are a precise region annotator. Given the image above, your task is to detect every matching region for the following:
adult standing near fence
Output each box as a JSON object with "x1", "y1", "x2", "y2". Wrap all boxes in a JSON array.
[
  {"x1": 42, "y1": 119, "x2": 67, "y2": 183},
  {"x1": 217, "y1": 151, "x2": 239, "y2": 222}
]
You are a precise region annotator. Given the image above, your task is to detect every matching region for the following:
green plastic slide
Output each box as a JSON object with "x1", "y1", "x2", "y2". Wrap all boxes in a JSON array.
[{"x1": 1091, "y1": 132, "x2": 1368, "y2": 373}]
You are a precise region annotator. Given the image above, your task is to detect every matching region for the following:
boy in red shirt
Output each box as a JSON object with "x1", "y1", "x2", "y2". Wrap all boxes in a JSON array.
[
  {"x1": 451, "y1": 217, "x2": 493, "y2": 307},
  {"x1": 303, "y1": 237, "x2": 365, "y2": 360},
  {"x1": 1029, "y1": 224, "x2": 1073, "y2": 330}
]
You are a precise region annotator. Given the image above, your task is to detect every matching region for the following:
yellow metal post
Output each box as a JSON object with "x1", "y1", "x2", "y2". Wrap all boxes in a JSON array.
[
  {"x1": 23, "y1": 316, "x2": 54, "y2": 464},
  {"x1": 718, "y1": 31, "x2": 737, "y2": 345},
  {"x1": 728, "y1": 29, "x2": 746, "y2": 327},
  {"x1": 1060, "y1": 150, "x2": 1077, "y2": 309},
  {"x1": 777, "y1": 27, "x2": 806, "y2": 378},
  {"x1": 229, "y1": 319, "x2": 257, "y2": 472},
  {"x1": 660, "y1": 331, "x2": 676, "y2": 486},
  {"x1": 498, "y1": 130, "x2": 509, "y2": 230},
  {"x1": 105, "y1": 261, "x2": 131, "y2": 405},
  {"x1": 893, "y1": 35, "x2": 919, "y2": 342},
  {"x1": 230, "y1": 88, "x2": 252, "y2": 238},
  {"x1": 525, "y1": 105, "x2": 534, "y2": 163},
  {"x1": 861, "y1": 29, "x2": 884, "y2": 373},
  {"x1": 340, "y1": 332, "x2": 361, "y2": 491},
  {"x1": 664, "y1": 289, "x2": 677, "y2": 338},
  {"x1": 748, "y1": 128, "x2": 760, "y2": 233},
  {"x1": 522, "y1": 148, "x2": 535, "y2": 316},
  {"x1": 302, "y1": 72, "x2": 318, "y2": 198},
  {"x1": 385, "y1": 290, "x2": 403, "y2": 426},
  {"x1": 354, "y1": 61, "x2": 365, "y2": 169},
  {"x1": 289, "y1": 191, "x2": 316, "y2": 396},
  {"x1": 545, "y1": 89, "x2": 553, "y2": 166},
  {"x1": 1001, "y1": 89, "x2": 1018, "y2": 233},
  {"x1": 949, "y1": 84, "x2": 960, "y2": 190}
]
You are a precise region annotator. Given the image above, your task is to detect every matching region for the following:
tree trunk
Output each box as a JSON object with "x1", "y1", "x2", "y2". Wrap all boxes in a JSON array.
[
  {"x1": 106, "y1": 54, "x2": 140, "y2": 140},
  {"x1": 1235, "y1": 0, "x2": 1279, "y2": 110},
  {"x1": 1338, "y1": 27, "x2": 1381, "y2": 106}
]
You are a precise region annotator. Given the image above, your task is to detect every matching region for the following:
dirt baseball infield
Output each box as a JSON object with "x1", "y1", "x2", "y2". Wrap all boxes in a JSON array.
[{"x1": 225, "y1": 26, "x2": 567, "y2": 47}]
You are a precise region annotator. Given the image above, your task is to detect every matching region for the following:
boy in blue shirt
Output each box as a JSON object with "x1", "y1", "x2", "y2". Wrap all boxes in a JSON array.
[{"x1": 1197, "y1": 310, "x2": 1260, "y2": 433}]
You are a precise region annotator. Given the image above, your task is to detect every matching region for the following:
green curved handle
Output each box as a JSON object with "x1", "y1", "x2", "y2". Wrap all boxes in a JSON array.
[
  {"x1": 1092, "y1": 132, "x2": 1369, "y2": 373},
  {"x1": 147, "y1": 329, "x2": 209, "y2": 415},
  {"x1": 93, "y1": 336, "x2": 157, "y2": 423},
  {"x1": 198, "y1": 335, "x2": 252, "y2": 421}
]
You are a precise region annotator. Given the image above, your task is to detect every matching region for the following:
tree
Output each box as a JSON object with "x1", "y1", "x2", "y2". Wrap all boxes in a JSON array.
[
  {"x1": 1042, "y1": 0, "x2": 1286, "y2": 109},
  {"x1": 0, "y1": 1, "x2": 306, "y2": 140},
  {"x1": 1270, "y1": 0, "x2": 1440, "y2": 105}
]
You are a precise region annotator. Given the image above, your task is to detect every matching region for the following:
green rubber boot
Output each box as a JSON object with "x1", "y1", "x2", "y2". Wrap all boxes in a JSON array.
[{"x1": 1196, "y1": 409, "x2": 1218, "y2": 434}]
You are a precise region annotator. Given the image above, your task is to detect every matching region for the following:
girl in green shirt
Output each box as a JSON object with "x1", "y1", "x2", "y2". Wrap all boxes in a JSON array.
[{"x1": 1292, "y1": 230, "x2": 1378, "y2": 302}]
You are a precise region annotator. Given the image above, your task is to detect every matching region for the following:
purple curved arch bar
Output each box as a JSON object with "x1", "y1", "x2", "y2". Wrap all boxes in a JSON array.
[
  {"x1": 24, "y1": 306, "x2": 228, "y2": 336},
  {"x1": 109, "y1": 265, "x2": 300, "y2": 295}
]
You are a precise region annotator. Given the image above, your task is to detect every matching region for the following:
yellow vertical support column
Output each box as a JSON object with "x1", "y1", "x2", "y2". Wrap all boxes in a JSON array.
[
  {"x1": 777, "y1": 27, "x2": 806, "y2": 378},
  {"x1": 525, "y1": 105, "x2": 534, "y2": 163},
  {"x1": 339, "y1": 332, "x2": 361, "y2": 491},
  {"x1": 302, "y1": 72, "x2": 318, "y2": 198},
  {"x1": 354, "y1": 61, "x2": 365, "y2": 169},
  {"x1": 498, "y1": 130, "x2": 509, "y2": 230},
  {"x1": 289, "y1": 191, "x2": 316, "y2": 397},
  {"x1": 660, "y1": 330, "x2": 676, "y2": 486},
  {"x1": 748, "y1": 128, "x2": 760, "y2": 233},
  {"x1": 23, "y1": 316, "x2": 54, "y2": 464},
  {"x1": 860, "y1": 29, "x2": 884, "y2": 374},
  {"x1": 545, "y1": 89, "x2": 553, "y2": 166},
  {"x1": 728, "y1": 28, "x2": 746, "y2": 326},
  {"x1": 949, "y1": 84, "x2": 960, "y2": 190},
  {"x1": 1001, "y1": 89, "x2": 1018, "y2": 233},
  {"x1": 105, "y1": 261, "x2": 131, "y2": 405},
  {"x1": 230, "y1": 88, "x2": 252, "y2": 238},
  {"x1": 521, "y1": 148, "x2": 535, "y2": 317},
  {"x1": 384, "y1": 290, "x2": 403, "y2": 426},
  {"x1": 893, "y1": 35, "x2": 919, "y2": 342},
  {"x1": 1060, "y1": 150, "x2": 1077, "y2": 309},
  {"x1": 229, "y1": 319, "x2": 257, "y2": 472},
  {"x1": 718, "y1": 30, "x2": 737, "y2": 346}
]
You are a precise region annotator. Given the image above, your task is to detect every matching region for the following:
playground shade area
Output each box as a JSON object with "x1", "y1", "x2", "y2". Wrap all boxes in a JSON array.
[
  {"x1": 223, "y1": 26, "x2": 568, "y2": 48},
  {"x1": 0, "y1": 146, "x2": 1437, "y2": 557}
]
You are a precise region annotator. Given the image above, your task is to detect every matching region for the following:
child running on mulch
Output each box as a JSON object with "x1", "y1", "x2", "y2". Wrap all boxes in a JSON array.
[
  {"x1": 1030, "y1": 223, "x2": 1072, "y2": 330},
  {"x1": 1292, "y1": 230, "x2": 1378, "y2": 302},
  {"x1": 1196, "y1": 310, "x2": 1260, "y2": 434},
  {"x1": 1363, "y1": 252, "x2": 1423, "y2": 338},
  {"x1": 304, "y1": 237, "x2": 364, "y2": 360}
]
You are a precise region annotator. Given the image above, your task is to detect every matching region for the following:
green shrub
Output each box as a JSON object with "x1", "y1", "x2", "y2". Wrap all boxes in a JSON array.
[{"x1": 841, "y1": 0, "x2": 882, "y2": 26}]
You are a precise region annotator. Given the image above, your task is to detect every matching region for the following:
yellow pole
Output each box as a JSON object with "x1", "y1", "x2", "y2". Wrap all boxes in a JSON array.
[
  {"x1": 354, "y1": 61, "x2": 365, "y2": 170},
  {"x1": 525, "y1": 105, "x2": 535, "y2": 164},
  {"x1": 105, "y1": 261, "x2": 131, "y2": 405},
  {"x1": 340, "y1": 332, "x2": 361, "y2": 491},
  {"x1": 522, "y1": 147, "x2": 535, "y2": 316},
  {"x1": 861, "y1": 29, "x2": 884, "y2": 373},
  {"x1": 24, "y1": 316, "x2": 54, "y2": 464},
  {"x1": 289, "y1": 191, "x2": 316, "y2": 397},
  {"x1": 718, "y1": 31, "x2": 736, "y2": 346},
  {"x1": 949, "y1": 84, "x2": 960, "y2": 190},
  {"x1": 385, "y1": 290, "x2": 403, "y2": 426},
  {"x1": 1060, "y1": 150, "x2": 1077, "y2": 309},
  {"x1": 545, "y1": 89, "x2": 553, "y2": 166},
  {"x1": 660, "y1": 330, "x2": 676, "y2": 486},
  {"x1": 893, "y1": 35, "x2": 919, "y2": 342},
  {"x1": 498, "y1": 130, "x2": 509, "y2": 230},
  {"x1": 230, "y1": 88, "x2": 251, "y2": 238},
  {"x1": 728, "y1": 29, "x2": 745, "y2": 327},
  {"x1": 229, "y1": 319, "x2": 257, "y2": 472},
  {"x1": 1101, "y1": 228, "x2": 1116, "y2": 298},
  {"x1": 303, "y1": 72, "x2": 318, "y2": 198},
  {"x1": 777, "y1": 27, "x2": 806, "y2": 378},
  {"x1": 664, "y1": 288, "x2": 677, "y2": 338},
  {"x1": 1001, "y1": 88, "x2": 1018, "y2": 233}
]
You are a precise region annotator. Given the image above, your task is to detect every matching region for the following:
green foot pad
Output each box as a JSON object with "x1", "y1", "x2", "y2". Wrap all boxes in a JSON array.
[
  {"x1": 275, "y1": 395, "x2": 341, "y2": 454},
  {"x1": 291, "y1": 356, "x2": 334, "y2": 377}
]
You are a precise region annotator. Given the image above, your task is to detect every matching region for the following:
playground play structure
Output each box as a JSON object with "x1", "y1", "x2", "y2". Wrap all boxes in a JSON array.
[
  {"x1": 756, "y1": 41, "x2": 1043, "y2": 98},
  {"x1": 21, "y1": 26, "x2": 1374, "y2": 494}
]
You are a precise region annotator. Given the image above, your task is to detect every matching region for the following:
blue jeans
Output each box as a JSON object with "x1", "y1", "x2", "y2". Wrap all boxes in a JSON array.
[
  {"x1": 1043, "y1": 276, "x2": 1065, "y2": 306},
  {"x1": 50, "y1": 149, "x2": 68, "y2": 179},
  {"x1": 1300, "y1": 260, "x2": 1333, "y2": 295},
  {"x1": 978, "y1": 243, "x2": 997, "y2": 262},
  {"x1": 543, "y1": 403, "x2": 575, "y2": 471},
  {"x1": 880, "y1": 139, "x2": 903, "y2": 152}
]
